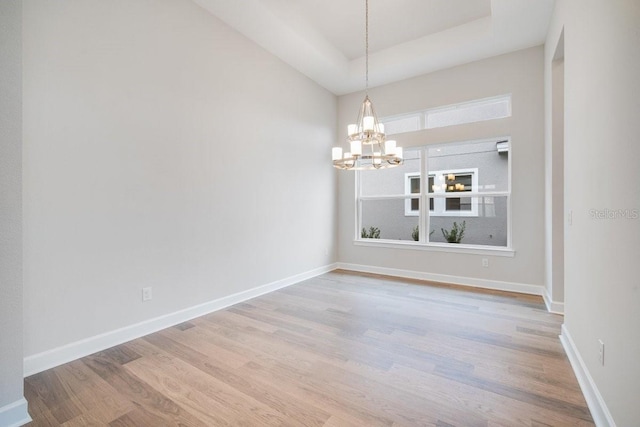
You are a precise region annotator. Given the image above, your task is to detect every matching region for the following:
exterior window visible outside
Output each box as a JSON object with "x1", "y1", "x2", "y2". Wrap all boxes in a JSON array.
[
  {"x1": 358, "y1": 138, "x2": 510, "y2": 248},
  {"x1": 428, "y1": 169, "x2": 478, "y2": 216},
  {"x1": 404, "y1": 173, "x2": 420, "y2": 216},
  {"x1": 406, "y1": 171, "x2": 478, "y2": 216}
]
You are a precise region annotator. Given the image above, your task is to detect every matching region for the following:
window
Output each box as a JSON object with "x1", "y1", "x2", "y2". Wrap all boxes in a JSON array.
[
  {"x1": 406, "y1": 170, "x2": 478, "y2": 216},
  {"x1": 404, "y1": 173, "x2": 420, "y2": 216},
  {"x1": 360, "y1": 151, "x2": 421, "y2": 240},
  {"x1": 380, "y1": 95, "x2": 511, "y2": 136},
  {"x1": 357, "y1": 138, "x2": 510, "y2": 249},
  {"x1": 383, "y1": 113, "x2": 422, "y2": 135},
  {"x1": 425, "y1": 96, "x2": 511, "y2": 129},
  {"x1": 428, "y1": 169, "x2": 479, "y2": 216}
]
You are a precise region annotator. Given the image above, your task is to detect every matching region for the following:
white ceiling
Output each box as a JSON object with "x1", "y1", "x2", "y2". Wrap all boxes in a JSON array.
[{"x1": 192, "y1": 0, "x2": 555, "y2": 95}]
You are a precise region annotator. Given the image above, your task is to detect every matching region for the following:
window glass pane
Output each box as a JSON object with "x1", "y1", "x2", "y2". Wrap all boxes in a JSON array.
[
  {"x1": 361, "y1": 199, "x2": 419, "y2": 241},
  {"x1": 361, "y1": 149, "x2": 421, "y2": 196},
  {"x1": 426, "y1": 97, "x2": 511, "y2": 129},
  {"x1": 380, "y1": 95, "x2": 511, "y2": 134},
  {"x1": 446, "y1": 197, "x2": 472, "y2": 211},
  {"x1": 427, "y1": 140, "x2": 509, "y2": 193},
  {"x1": 428, "y1": 176, "x2": 434, "y2": 211},
  {"x1": 410, "y1": 177, "x2": 420, "y2": 194},
  {"x1": 428, "y1": 196, "x2": 508, "y2": 247},
  {"x1": 380, "y1": 114, "x2": 421, "y2": 135}
]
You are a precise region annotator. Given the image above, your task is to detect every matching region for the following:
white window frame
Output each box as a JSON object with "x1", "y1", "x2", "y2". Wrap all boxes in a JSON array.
[{"x1": 355, "y1": 137, "x2": 512, "y2": 255}]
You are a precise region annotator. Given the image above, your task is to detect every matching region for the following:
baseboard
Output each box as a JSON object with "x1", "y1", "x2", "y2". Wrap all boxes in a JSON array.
[
  {"x1": 0, "y1": 398, "x2": 31, "y2": 427},
  {"x1": 337, "y1": 262, "x2": 544, "y2": 297},
  {"x1": 560, "y1": 324, "x2": 616, "y2": 427},
  {"x1": 24, "y1": 263, "x2": 338, "y2": 377},
  {"x1": 542, "y1": 288, "x2": 565, "y2": 314}
]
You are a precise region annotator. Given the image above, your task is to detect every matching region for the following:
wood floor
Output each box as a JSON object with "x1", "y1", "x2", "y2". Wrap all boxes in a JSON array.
[{"x1": 25, "y1": 270, "x2": 594, "y2": 426}]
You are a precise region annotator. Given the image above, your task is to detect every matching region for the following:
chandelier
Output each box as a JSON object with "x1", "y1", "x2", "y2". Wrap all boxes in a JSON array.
[{"x1": 331, "y1": 0, "x2": 403, "y2": 170}]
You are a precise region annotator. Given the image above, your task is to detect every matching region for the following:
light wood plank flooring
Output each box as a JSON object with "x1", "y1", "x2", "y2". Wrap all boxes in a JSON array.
[{"x1": 25, "y1": 270, "x2": 594, "y2": 426}]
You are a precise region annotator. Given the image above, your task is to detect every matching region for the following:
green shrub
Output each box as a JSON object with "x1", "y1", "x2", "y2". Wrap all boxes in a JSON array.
[
  {"x1": 441, "y1": 221, "x2": 466, "y2": 243},
  {"x1": 411, "y1": 226, "x2": 434, "y2": 241},
  {"x1": 411, "y1": 225, "x2": 419, "y2": 241},
  {"x1": 361, "y1": 226, "x2": 381, "y2": 239}
]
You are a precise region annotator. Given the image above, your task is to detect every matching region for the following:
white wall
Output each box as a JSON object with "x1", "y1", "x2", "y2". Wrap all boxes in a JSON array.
[
  {"x1": 547, "y1": 1, "x2": 640, "y2": 425},
  {"x1": 337, "y1": 47, "x2": 545, "y2": 290},
  {"x1": 22, "y1": 0, "x2": 336, "y2": 366},
  {"x1": 0, "y1": 1, "x2": 31, "y2": 425},
  {"x1": 545, "y1": 46, "x2": 565, "y2": 307}
]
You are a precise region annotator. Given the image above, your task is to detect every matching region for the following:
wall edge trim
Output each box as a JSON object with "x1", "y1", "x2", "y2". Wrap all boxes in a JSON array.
[
  {"x1": 337, "y1": 262, "x2": 544, "y2": 296},
  {"x1": 0, "y1": 398, "x2": 31, "y2": 427},
  {"x1": 560, "y1": 324, "x2": 616, "y2": 427},
  {"x1": 542, "y1": 288, "x2": 565, "y2": 314},
  {"x1": 23, "y1": 263, "x2": 338, "y2": 377}
]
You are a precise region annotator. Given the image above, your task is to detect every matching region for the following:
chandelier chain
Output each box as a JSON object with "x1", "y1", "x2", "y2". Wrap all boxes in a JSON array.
[{"x1": 365, "y1": 0, "x2": 369, "y2": 95}]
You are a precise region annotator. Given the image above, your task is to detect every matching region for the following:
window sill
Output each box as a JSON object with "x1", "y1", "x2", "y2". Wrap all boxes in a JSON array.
[{"x1": 353, "y1": 239, "x2": 515, "y2": 257}]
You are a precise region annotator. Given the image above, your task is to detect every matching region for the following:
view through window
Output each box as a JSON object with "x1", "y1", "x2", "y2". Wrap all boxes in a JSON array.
[{"x1": 358, "y1": 138, "x2": 510, "y2": 248}]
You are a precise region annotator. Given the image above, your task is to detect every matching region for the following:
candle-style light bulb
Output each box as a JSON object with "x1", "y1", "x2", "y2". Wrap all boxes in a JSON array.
[
  {"x1": 363, "y1": 116, "x2": 375, "y2": 131},
  {"x1": 350, "y1": 140, "x2": 362, "y2": 156},
  {"x1": 385, "y1": 140, "x2": 396, "y2": 155},
  {"x1": 373, "y1": 152, "x2": 381, "y2": 165}
]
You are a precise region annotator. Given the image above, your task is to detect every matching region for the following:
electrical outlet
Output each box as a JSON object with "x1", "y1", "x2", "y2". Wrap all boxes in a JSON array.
[
  {"x1": 142, "y1": 287, "x2": 152, "y2": 302},
  {"x1": 598, "y1": 339, "x2": 604, "y2": 366},
  {"x1": 482, "y1": 258, "x2": 489, "y2": 268}
]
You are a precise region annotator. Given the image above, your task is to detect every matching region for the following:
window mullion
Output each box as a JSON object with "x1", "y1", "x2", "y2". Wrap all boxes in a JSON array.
[
  {"x1": 422, "y1": 147, "x2": 429, "y2": 244},
  {"x1": 355, "y1": 168, "x2": 361, "y2": 241}
]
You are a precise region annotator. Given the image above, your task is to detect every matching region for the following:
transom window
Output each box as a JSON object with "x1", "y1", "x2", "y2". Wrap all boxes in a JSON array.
[{"x1": 381, "y1": 95, "x2": 512, "y2": 136}]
